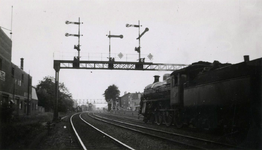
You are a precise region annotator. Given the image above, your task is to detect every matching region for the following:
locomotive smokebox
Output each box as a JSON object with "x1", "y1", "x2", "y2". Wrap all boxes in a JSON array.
[
  {"x1": 244, "y1": 55, "x2": 249, "y2": 62},
  {"x1": 153, "y1": 75, "x2": 160, "y2": 83},
  {"x1": 20, "y1": 58, "x2": 24, "y2": 70}
]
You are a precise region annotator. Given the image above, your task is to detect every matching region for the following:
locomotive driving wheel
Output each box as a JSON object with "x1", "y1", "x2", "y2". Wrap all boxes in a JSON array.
[
  {"x1": 203, "y1": 118, "x2": 212, "y2": 131},
  {"x1": 149, "y1": 113, "x2": 155, "y2": 124},
  {"x1": 164, "y1": 111, "x2": 174, "y2": 127},
  {"x1": 174, "y1": 110, "x2": 183, "y2": 128},
  {"x1": 155, "y1": 111, "x2": 163, "y2": 125},
  {"x1": 143, "y1": 115, "x2": 149, "y2": 123},
  {"x1": 143, "y1": 113, "x2": 155, "y2": 124}
]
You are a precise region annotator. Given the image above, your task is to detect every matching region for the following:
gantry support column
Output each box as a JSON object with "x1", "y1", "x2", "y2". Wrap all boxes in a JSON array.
[{"x1": 53, "y1": 61, "x2": 60, "y2": 121}]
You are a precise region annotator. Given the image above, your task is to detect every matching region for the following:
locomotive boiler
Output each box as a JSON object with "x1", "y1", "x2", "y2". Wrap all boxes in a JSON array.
[{"x1": 140, "y1": 56, "x2": 261, "y2": 132}]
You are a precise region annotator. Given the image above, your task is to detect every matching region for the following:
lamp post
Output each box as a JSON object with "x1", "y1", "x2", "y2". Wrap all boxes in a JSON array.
[
  {"x1": 65, "y1": 17, "x2": 83, "y2": 60},
  {"x1": 126, "y1": 20, "x2": 149, "y2": 62},
  {"x1": 106, "y1": 31, "x2": 123, "y2": 61}
]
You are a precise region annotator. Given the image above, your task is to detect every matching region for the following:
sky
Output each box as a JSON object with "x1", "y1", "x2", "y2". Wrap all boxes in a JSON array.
[{"x1": 0, "y1": 0, "x2": 261, "y2": 103}]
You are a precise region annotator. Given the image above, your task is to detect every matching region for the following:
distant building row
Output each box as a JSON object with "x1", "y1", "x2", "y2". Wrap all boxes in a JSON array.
[{"x1": 108, "y1": 92, "x2": 141, "y2": 111}]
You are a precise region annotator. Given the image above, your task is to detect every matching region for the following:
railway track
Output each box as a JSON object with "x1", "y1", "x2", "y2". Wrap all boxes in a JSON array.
[
  {"x1": 70, "y1": 113, "x2": 135, "y2": 150},
  {"x1": 90, "y1": 112, "x2": 240, "y2": 150}
]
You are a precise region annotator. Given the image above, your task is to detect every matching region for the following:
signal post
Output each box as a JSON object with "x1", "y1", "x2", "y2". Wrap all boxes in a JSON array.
[{"x1": 53, "y1": 61, "x2": 60, "y2": 121}]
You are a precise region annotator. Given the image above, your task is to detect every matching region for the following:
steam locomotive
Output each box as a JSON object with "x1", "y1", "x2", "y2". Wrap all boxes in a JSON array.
[{"x1": 140, "y1": 56, "x2": 261, "y2": 132}]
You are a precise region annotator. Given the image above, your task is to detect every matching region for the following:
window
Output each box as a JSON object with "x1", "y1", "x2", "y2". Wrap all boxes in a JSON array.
[
  {"x1": 19, "y1": 101, "x2": 22, "y2": 109},
  {"x1": 2, "y1": 94, "x2": 9, "y2": 104},
  {"x1": 11, "y1": 67, "x2": 15, "y2": 78},
  {"x1": 181, "y1": 74, "x2": 187, "y2": 83},
  {"x1": 24, "y1": 102, "x2": 27, "y2": 113},
  {"x1": 22, "y1": 74, "x2": 24, "y2": 83},
  {"x1": 0, "y1": 58, "x2": 2, "y2": 70},
  {"x1": 172, "y1": 75, "x2": 178, "y2": 87}
]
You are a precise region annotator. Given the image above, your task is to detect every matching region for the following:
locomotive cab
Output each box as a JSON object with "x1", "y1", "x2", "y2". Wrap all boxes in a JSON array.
[
  {"x1": 170, "y1": 72, "x2": 187, "y2": 128},
  {"x1": 170, "y1": 73, "x2": 186, "y2": 107}
]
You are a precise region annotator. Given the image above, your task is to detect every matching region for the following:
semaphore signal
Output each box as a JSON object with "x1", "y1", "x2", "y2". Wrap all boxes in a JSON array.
[
  {"x1": 106, "y1": 31, "x2": 123, "y2": 61},
  {"x1": 126, "y1": 20, "x2": 149, "y2": 62},
  {"x1": 65, "y1": 17, "x2": 83, "y2": 61}
]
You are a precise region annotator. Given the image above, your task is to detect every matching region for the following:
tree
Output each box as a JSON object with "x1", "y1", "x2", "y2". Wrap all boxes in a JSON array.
[
  {"x1": 58, "y1": 92, "x2": 74, "y2": 112},
  {"x1": 36, "y1": 76, "x2": 74, "y2": 112},
  {"x1": 103, "y1": 84, "x2": 120, "y2": 111},
  {"x1": 36, "y1": 76, "x2": 55, "y2": 112}
]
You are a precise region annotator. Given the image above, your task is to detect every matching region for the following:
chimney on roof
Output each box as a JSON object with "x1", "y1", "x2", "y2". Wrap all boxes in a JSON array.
[
  {"x1": 20, "y1": 58, "x2": 24, "y2": 70},
  {"x1": 244, "y1": 55, "x2": 249, "y2": 62},
  {"x1": 153, "y1": 75, "x2": 160, "y2": 83}
]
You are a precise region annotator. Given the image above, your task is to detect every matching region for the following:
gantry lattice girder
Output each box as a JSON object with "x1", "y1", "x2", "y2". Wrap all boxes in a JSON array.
[{"x1": 54, "y1": 60, "x2": 187, "y2": 71}]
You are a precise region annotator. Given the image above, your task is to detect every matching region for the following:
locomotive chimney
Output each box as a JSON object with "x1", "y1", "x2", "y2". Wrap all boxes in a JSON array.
[
  {"x1": 20, "y1": 58, "x2": 24, "y2": 70},
  {"x1": 244, "y1": 55, "x2": 249, "y2": 62},
  {"x1": 153, "y1": 75, "x2": 160, "y2": 83}
]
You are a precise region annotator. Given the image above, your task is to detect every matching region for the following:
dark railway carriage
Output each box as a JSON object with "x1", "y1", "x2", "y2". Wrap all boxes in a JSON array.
[{"x1": 140, "y1": 56, "x2": 261, "y2": 132}]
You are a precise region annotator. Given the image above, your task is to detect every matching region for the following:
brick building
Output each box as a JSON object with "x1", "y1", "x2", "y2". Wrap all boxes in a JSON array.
[
  {"x1": 120, "y1": 92, "x2": 141, "y2": 111},
  {"x1": 0, "y1": 27, "x2": 39, "y2": 117}
]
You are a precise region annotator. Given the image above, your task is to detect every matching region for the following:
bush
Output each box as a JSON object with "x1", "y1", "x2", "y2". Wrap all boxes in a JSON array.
[
  {"x1": 0, "y1": 102, "x2": 14, "y2": 123},
  {"x1": 0, "y1": 112, "x2": 52, "y2": 149}
]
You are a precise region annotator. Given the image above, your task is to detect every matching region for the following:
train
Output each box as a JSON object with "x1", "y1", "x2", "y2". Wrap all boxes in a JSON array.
[{"x1": 140, "y1": 56, "x2": 261, "y2": 132}]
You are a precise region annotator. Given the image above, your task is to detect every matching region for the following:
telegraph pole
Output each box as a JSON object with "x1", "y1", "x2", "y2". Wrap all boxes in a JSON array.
[{"x1": 138, "y1": 20, "x2": 141, "y2": 59}]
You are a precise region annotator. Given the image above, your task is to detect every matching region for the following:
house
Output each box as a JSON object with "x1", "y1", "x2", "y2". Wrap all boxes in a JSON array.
[
  {"x1": 119, "y1": 92, "x2": 141, "y2": 111},
  {"x1": 129, "y1": 92, "x2": 141, "y2": 111}
]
